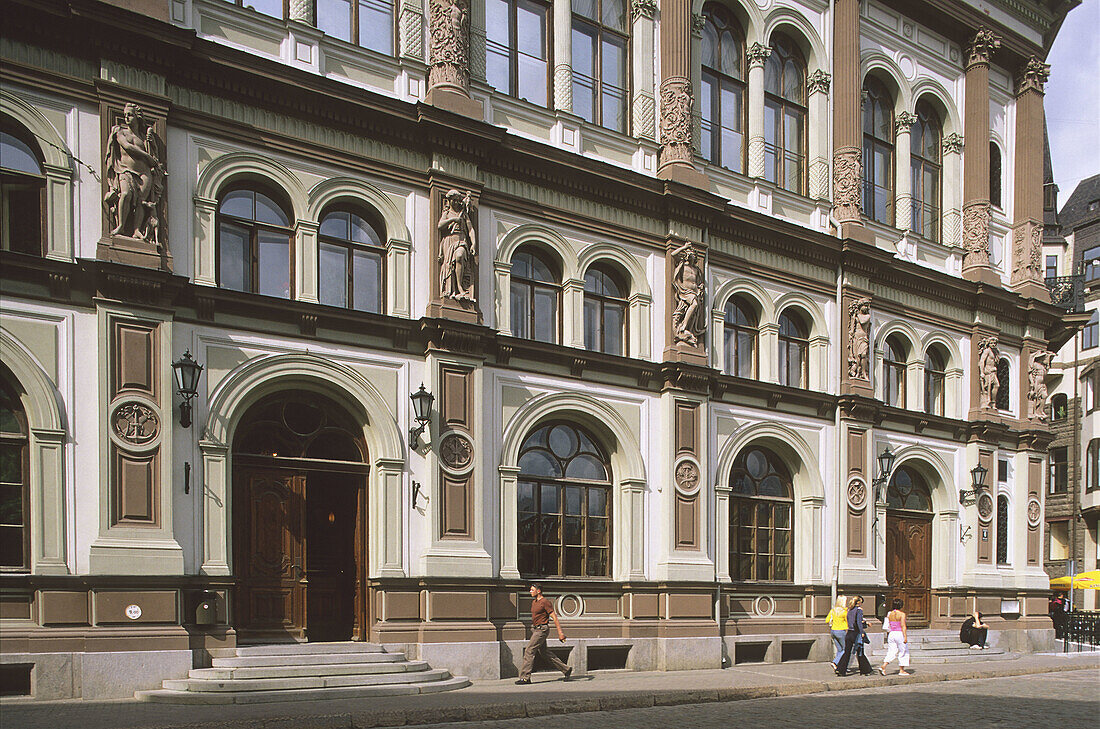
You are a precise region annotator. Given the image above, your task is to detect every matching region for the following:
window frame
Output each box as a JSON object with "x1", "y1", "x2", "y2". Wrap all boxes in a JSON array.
[
  {"x1": 509, "y1": 246, "x2": 562, "y2": 344},
  {"x1": 317, "y1": 0, "x2": 399, "y2": 55},
  {"x1": 924, "y1": 348, "x2": 946, "y2": 416},
  {"x1": 909, "y1": 100, "x2": 942, "y2": 243},
  {"x1": 0, "y1": 120, "x2": 47, "y2": 257},
  {"x1": 0, "y1": 378, "x2": 30, "y2": 573},
  {"x1": 1085, "y1": 246, "x2": 1100, "y2": 283},
  {"x1": 762, "y1": 34, "x2": 807, "y2": 195},
  {"x1": 989, "y1": 141, "x2": 1002, "y2": 209},
  {"x1": 728, "y1": 446, "x2": 794, "y2": 583},
  {"x1": 777, "y1": 311, "x2": 809, "y2": 389},
  {"x1": 1049, "y1": 446, "x2": 1068, "y2": 495},
  {"x1": 1083, "y1": 311, "x2": 1098, "y2": 350},
  {"x1": 861, "y1": 76, "x2": 895, "y2": 226},
  {"x1": 216, "y1": 185, "x2": 296, "y2": 298},
  {"x1": 485, "y1": 0, "x2": 551, "y2": 106},
  {"x1": 582, "y1": 263, "x2": 628, "y2": 356},
  {"x1": 996, "y1": 493, "x2": 1009, "y2": 565},
  {"x1": 571, "y1": 0, "x2": 631, "y2": 134},
  {"x1": 699, "y1": 3, "x2": 747, "y2": 174},
  {"x1": 995, "y1": 357, "x2": 1011, "y2": 412},
  {"x1": 723, "y1": 296, "x2": 758, "y2": 379},
  {"x1": 317, "y1": 206, "x2": 386, "y2": 313},
  {"x1": 883, "y1": 337, "x2": 907, "y2": 408}
]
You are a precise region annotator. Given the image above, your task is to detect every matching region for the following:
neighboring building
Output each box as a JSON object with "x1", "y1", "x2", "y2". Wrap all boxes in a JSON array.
[
  {"x1": 1046, "y1": 172, "x2": 1100, "y2": 610},
  {"x1": 0, "y1": 0, "x2": 1079, "y2": 699}
]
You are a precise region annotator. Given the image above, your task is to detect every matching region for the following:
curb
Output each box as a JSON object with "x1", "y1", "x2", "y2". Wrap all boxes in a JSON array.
[{"x1": 127, "y1": 659, "x2": 1100, "y2": 729}]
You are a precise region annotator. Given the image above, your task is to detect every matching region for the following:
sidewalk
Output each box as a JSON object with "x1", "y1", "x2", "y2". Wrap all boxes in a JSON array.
[{"x1": 3, "y1": 652, "x2": 1097, "y2": 729}]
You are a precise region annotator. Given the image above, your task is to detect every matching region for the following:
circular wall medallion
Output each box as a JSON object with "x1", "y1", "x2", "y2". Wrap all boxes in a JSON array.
[
  {"x1": 847, "y1": 479, "x2": 867, "y2": 510},
  {"x1": 439, "y1": 431, "x2": 474, "y2": 474},
  {"x1": 557, "y1": 594, "x2": 583, "y2": 618},
  {"x1": 111, "y1": 401, "x2": 159, "y2": 446},
  {"x1": 977, "y1": 492, "x2": 994, "y2": 521},
  {"x1": 125, "y1": 604, "x2": 142, "y2": 620},
  {"x1": 674, "y1": 458, "x2": 701, "y2": 495},
  {"x1": 753, "y1": 595, "x2": 775, "y2": 617},
  {"x1": 1027, "y1": 497, "x2": 1042, "y2": 527}
]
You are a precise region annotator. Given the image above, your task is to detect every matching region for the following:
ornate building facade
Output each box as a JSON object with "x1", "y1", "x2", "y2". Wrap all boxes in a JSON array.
[{"x1": 0, "y1": 0, "x2": 1080, "y2": 699}]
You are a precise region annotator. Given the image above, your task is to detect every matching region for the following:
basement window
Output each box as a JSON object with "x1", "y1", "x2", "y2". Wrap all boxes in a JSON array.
[{"x1": 0, "y1": 664, "x2": 31, "y2": 696}]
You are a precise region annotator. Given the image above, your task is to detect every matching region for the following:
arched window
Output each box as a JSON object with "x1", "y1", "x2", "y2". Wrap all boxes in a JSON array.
[
  {"x1": 316, "y1": 0, "x2": 396, "y2": 54},
  {"x1": 763, "y1": 35, "x2": 806, "y2": 194},
  {"x1": 883, "y1": 336, "x2": 907, "y2": 408},
  {"x1": 510, "y1": 247, "x2": 560, "y2": 343},
  {"x1": 996, "y1": 494, "x2": 1009, "y2": 564},
  {"x1": 996, "y1": 357, "x2": 1011, "y2": 411},
  {"x1": 729, "y1": 446, "x2": 793, "y2": 581},
  {"x1": 910, "y1": 100, "x2": 942, "y2": 242},
  {"x1": 1, "y1": 118, "x2": 45, "y2": 256},
  {"x1": 486, "y1": 0, "x2": 550, "y2": 106},
  {"x1": 583, "y1": 263, "x2": 627, "y2": 355},
  {"x1": 0, "y1": 376, "x2": 29, "y2": 571},
  {"x1": 318, "y1": 207, "x2": 385, "y2": 313},
  {"x1": 886, "y1": 465, "x2": 931, "y2": 511},
  {"x1": 234, "y1": 391, "x2": 366, "y2": 463},
  {"x1": 517, "y1": 422, "x2": 611, "y2": 577},
  {"x1": 572, "y1": 0, "x2": 629, "y2": 133},
  {"x1": 1051, "y1": 393, "x2": 1068, "y2": 422},
  {"x1": 700, "y1": 4, "x2": 746, "y2": 173},
  {"x1": 723, "y1": 296, "x2": 757, "y2": 378},
  {"x1": 217, "y1": 186, "x2": 294, "y2": 298},
  {"x1": 778, "y1": 309, "x2": 809, "y2": 388},
  {"x1": 989, "y1": 142, "x2": 1002, "y2": 209},
  {"x1": 861, "y1": 76, "x2": 894, "y2": 225},
  {"x1": 924, "y1": 347, "x2": 946, "y2": 416}
]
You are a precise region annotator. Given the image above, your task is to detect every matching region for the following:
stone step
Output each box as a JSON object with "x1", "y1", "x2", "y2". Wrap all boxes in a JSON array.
[
  {"x1": 212, "y1": 651, "x2": 404, "y2": 668},
  {"x1": 232, "y1": 642, "x2": 385, "y2": 657},
  {"x1": 190, "y1": 660, "x2": 431, "y2": 681},
  {"x1": 872, "y1": 648, "x2": 1008, "y2": 658},
  {"x1": 871, "y1": 651, "x2": 1019, "y2": 664},
  {"x1": 163, "y1": 668, "x2": 451, "y2": 693},
  {"x1": 135, "y1": 676, "x2": 471, "y2": 704}
]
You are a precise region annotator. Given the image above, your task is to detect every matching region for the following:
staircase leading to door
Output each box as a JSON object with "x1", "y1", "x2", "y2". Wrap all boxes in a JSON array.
[
  {"x1": 135, "y1": 642, "x2": 470, "y2": 704},
  {"x1": 870, "y1": 629, "x2": 1019, "y2": 664}
]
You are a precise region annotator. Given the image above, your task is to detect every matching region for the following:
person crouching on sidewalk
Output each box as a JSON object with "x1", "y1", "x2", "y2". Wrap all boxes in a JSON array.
[{"x1": 516, "y1": 583, "x2": 573, "y2": 684}]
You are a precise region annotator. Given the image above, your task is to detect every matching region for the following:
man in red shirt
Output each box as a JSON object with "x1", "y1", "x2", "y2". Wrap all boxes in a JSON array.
[{"x1": 516, "y1": 583, "x2": 572, "y2": 684}]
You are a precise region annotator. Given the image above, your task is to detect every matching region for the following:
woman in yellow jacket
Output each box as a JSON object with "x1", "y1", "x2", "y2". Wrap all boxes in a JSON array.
[{"x1": 825, "y1": 597, "x2": 848, "y2": 669}]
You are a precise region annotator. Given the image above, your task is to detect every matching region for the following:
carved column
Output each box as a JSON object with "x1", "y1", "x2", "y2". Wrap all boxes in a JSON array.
[
  {"x1": 658, "y1": 0, "x2": 707, "y2": 186},
  {"x1": 425, "y1": 0, "x2": 482, "y2": 117},
  {"x1": 961, "y1": 28, "x2": 1000, "y2": 281},
  {"x1": 1010, "y1": 57, "x2": 1051, "y2": 299},
  {"x1": 552, "y1": 0, "x2": 572, "y2": 112},
  {"x1": 746, "y1": 42, "x2": 770, "y2": 179},
  {"x1": 831, "y1": 0, "x2": 864, "y2": 232},
  {"x1": 894, "y1": 112, "x2": 917, "y2": 231}
]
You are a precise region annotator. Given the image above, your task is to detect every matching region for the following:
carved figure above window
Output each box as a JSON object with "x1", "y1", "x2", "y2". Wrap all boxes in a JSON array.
[
  {"x1": 438, "y1": 189, "x2": 477, "y2": 303},
  {"x1": 103, "y1": 103, "x2": 167, "y2": 247}
]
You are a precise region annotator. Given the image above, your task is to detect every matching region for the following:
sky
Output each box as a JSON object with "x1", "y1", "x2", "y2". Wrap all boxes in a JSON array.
[{"x1": 1045, "y1": 0, "x2": 1100, "y2": 209}]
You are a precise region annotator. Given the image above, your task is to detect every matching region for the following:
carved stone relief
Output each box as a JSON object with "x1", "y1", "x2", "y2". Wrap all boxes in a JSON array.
[
  {"x1": 439, "y1": 431, "x2": 474, "y2": 473},
  {"x1": 112, "y1": 401, "x2": 160, "y2": 445},
  {"x1": 1027, "y1": 350, "x2": 1054, "y2": 421},
  {"x1": 966, "y1": 27, "x2": 1001, "y2": 68},
  {"x1": 1011, "y1": 223, "x2": 1044, "y2": 284},
  {"x1": 1026, "y1": 497, "x2": 1041, "y2": 527},
  {"x1": 977, "y1": 336, "x2": 1000, "y2": 410},
  {"x1": 847, "y1": 479, "x2": 867, "y2": 510},
  {"x1": 942, "y1": 133, "x2": 964, "y2": 155},
  {"x1": 894, "y1": 111, "x2": 917, "y2": 137},
  {"x1": 674, "y1": 459, "x2": 701, "y2": 495},
  {"x1": 847, "y1": 297, "x2": 872, "y2": 381},
  {"x1": 962, "y1": 201, "x2": 991, "y2": 268},
  {"x1": 746, "y1": 42, "x2": 771, "y2": 69},
  {"x1": 807, "y1": 69, "x2": 830, "y2": 95},
  {"x1": 977, "y1": 491, "x2": 994, "y2": 522},
  {"x1": 103, "y1": 103, "x2": 167, "y2": 247},
  {"x1": 1017, "y1": 56, "x2": 1050, "y2": 95},
  {"x1": 438, "y1": 189, "x2": 477, "y2": 303},
  {"x1": 832, "y1": 148, "x2": 862, "y2": 222},
  {"x1": 670, "y1": 241, "x2": 706, "y2": 348},
  {"x1": 631, "y1": 0, "x2": 657, "y2": 21},
  {"x1": 428, "y1": 0, "x2": 470, "y2": 93},
  {"x1": 659, "y1": 77, "x2": 693, "y2": 167}
]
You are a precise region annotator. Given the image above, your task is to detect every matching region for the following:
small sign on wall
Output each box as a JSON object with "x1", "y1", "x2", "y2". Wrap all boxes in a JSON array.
[
  {"x1": 125, "y1": 604, "x2": 142, "y2": 620},
  {"x1": 981, "y1": 528, "x2": 989, "y2": 541}
]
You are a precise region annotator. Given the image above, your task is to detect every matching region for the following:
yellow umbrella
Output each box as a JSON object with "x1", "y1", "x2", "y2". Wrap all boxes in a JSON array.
[{"x1": 1050, "y1": 570, "x2": 1100, "y2": 590}]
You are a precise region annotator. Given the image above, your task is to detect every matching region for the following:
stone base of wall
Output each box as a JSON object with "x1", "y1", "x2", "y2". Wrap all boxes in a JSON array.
[{"x1": 0, "y1": 649, "x2": 192, "y2": 700}]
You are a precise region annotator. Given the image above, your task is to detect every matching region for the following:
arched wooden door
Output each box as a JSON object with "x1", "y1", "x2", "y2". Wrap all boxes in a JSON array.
[
  {"x1": 232, "y1": 392, "x2": 368, "y2": 643},
  {"x1": 885, "y1": 465, "x2": 933, "y2": 627}
]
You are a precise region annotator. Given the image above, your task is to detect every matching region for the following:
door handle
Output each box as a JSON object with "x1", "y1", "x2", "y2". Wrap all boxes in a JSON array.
[{"x1": 290, "y1": 563, "x2": 305, "y2": 580}]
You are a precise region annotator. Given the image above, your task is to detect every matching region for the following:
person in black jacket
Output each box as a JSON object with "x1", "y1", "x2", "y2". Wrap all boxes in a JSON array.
[
  {"x1": 960, "y1": 610, "x2": 989, "y2": 649},
  {"x1": 834, "y1": 596, "x2": 874, "y2": 676}
]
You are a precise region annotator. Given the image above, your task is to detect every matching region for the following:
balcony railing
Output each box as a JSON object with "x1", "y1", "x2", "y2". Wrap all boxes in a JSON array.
[{"x1": 1045, "y1": 274, "x2": 1085, "y2": 312}]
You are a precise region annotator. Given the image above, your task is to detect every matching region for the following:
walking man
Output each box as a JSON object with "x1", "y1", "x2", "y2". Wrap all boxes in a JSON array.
[{"x1": 516, "y1": 583, "x2": 573, "y2": 684}]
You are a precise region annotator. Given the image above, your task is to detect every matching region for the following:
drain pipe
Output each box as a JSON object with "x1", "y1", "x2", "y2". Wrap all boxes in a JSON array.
[{"x1": 832, "y1": 252, "x2": 843, "y2": 606}]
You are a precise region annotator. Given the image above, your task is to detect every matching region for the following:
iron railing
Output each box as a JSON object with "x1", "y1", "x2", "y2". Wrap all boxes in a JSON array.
[
  {"x1": 1045, "y1": 274, "x2": 1085, "y2": 312},
  {"x1": 1062, "y1": 611, "x2": 1100, "y2": 652}
]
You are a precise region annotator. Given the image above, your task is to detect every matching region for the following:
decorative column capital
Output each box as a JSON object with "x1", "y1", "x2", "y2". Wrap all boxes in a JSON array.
[
  {"x1": 631, "y1": 0, "x2": 657, "y2": 22},
  {"x1": 966, "y1": 27, "x2": 1001, "y2": 69},
  {"x1": 807, "y1": 69, "x2": 831, "y2": 95},
  {"x1": 747, "y1": 42, "x2": 772, "y2": 69},
  {"x1": 894, "y1": 111, "x2": 918, "y2": 137},
  {"x1": 1016, "y1": 56, "x2": 1051, "y2": 95},
  {"x1": 942, "y1": 133, "x2": 965, "y2": 155},
  {"x1": 691, "y1": 11, "x2": 706, "y2": 37}
]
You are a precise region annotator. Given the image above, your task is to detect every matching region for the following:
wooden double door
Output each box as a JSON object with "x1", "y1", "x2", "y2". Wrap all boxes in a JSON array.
[
  {"x1": 885, "y1": 510, "x2": 932, "y2": 627},
  {"x1": 234, "y1": 464, "x2": 367, "y2": 643}
]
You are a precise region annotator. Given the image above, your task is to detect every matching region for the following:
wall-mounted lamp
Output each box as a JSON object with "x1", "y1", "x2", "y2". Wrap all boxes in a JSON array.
[
  {"x1": 873, "y1": 447, "x2": 896, "y2": 504},
  {"x1": 171, "y1": 350, "x2": 204, "y2": 428},
  {"x1": 408, "y1": 383, "x2": 434, "y2": 449},
  {"x1": 959, "y1": 462, "x2": 988, "y2": 506},
  {"x1": 411, "y1": 480, "x2": 427, "y2": 510}
]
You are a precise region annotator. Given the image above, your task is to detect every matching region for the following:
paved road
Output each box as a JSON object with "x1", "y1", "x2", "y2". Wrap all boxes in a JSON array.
[{"x1": 412, "y1": 670, "x2": 1099, "y2": 729}]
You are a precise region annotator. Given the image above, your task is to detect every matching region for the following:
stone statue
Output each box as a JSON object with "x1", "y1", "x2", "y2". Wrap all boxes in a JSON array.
[
  {"x1": 977, "y1": 337, "x2": 1001, "y2": 410},
  {"x1": 847, "y1": 297, "x2": 872, "y2": 380},
  {"x1": 428, "y1": 0, "x2": 470, "y2": 92},
  {"x1": 670, "y1": 241, "x2": 706, "y2": 347},
  {"x1": 103, "y1": 103, "x2": 166, "y2": 245},
  {"x1": 438, "y1": 189, "x2": 477, "y2": 302},
  {"x1": 1027, "y1": 350, "x2": 1054, "y2": 421}
]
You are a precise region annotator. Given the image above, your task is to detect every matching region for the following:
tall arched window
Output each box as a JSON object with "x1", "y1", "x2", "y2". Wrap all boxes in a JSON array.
[
  {"x1": 700, "y1": 4, "x2": 746, "y2": 173},
  {"x1": 861, "y1": 77, "x2": 894, "y2": 225},
  {"x1": 763, "y1": 35, "x2": 806, "y2": 194},
  {"x1": 517, "y1": 422, "x2": 611, "y2": 577},
  {"x1": 510, "y1": 247, "x2": 560, "y2": 343},
  {"x1": 572, "y1": 0, "x2": 629, "y2": 133},
  {"x1": 486, "y1": 0, "x2": 550, "y2": 106},
  {"x1": 1, "y1": 118, "x2": 45, "y2": 256},
  {"x1": 883, "y1": 336, "x2": 907, "y2": 408},
  {"x1": 887, "y1": 465, "x2": 931, "y2": 511},
  {"x1": 924, "y1": 347, "x2": 946, "y2": 416},
  {"x1": 989, "y1": 142, "x2": 1003, "y2": 209},
  {"x1": 317, "y1": 0, "x2": 396, "y2": 54},
  {"x1": 318, "y1": 207, "x2": 385, "y2": 313},
  {"x1": 723, "y1": 296, "x2": 757, "y2": 378},
  {"x1": 996, "y1": 357, "x2": 1011, "y2": 411},
  {"x1": 910, "y1": 100, "x2": 942, "y2": 242},
  {"x1": 1052, "y1": 393, "x2": 1068, "y2": 421},
  {"x1": 0, "y1": 376, "x2": 29, "y2": 571},
  {"x1": 729, "y1": 446, "x2": 793, "y2": 581},
  {"x1": 583, "y1": 263, "x2": 627, "y2": 355},
  {"x1": 217, "y1": 186, "x2": 294, "y2": 298},
  {"x1": 778, "y1": 309, "x2": 809, "y2": 388},
  {"x1": 996, "y1": 494, "x2": 1009, "y2": 564}
]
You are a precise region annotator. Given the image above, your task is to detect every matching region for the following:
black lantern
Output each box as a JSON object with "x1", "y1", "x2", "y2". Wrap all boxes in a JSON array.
[
  {"x1": 960, "y1": 462, "x2": 989, "y2": 505},
  {"x1": 409, "y1": 383, "x2": 434, "y2": 448},
  {"x1": 171, "y1": 350, "x2": 204, "y2": 428},
  {"x1": 873, "y1": 447, "x2": 896, "y2": 506}
]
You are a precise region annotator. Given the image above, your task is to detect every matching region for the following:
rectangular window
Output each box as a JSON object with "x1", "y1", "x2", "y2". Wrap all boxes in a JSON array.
[
  {"x1": 571, "y1": 0, "x2": 629, "y2": 134},
  {"x1": 1045, "y1": 254, "x2": 1058, "y2": 279},
  {"x1": 1048, "y1": 520, "x2": 1069, "y2": 561},
  {"x1": 1049, "y1": 446, "x2": 1068, "y2": 494},
  {"x1": 998, "y1": 459, "x2": 1009, "y2": 483},
  {"x1": 315, "y1": 0, "x2": 395, "y2": 54},
  {"x1": 1087, "y1": 369, "x2": 1100, "y2": 412},
  {"x1": 1087, "y1": 439, "x2": 1099, "y2": 493},
  {"x1": 1084, "y1": 312, "x2": 1098, "y2": 350},
  {"x1": 1086, "y1": 246, "x2": 1100, "y2": 282},
  {"x1": 486, "y1": 0, "x2": 549, "y2": 106},
  {"x1": 0, "y1": 441, "x2": 27, "y2": 570}
]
